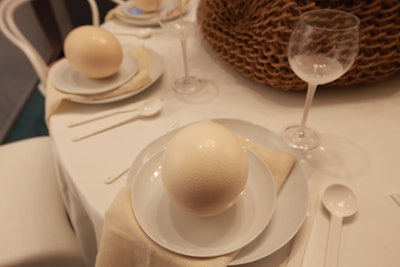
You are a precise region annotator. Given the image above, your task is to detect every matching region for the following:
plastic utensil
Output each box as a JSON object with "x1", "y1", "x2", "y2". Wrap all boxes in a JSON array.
[
  {"x1": 322, "y1": 184, "x2": 358, "y2": 267},
  {"x1": 286, "y1": 177, "x2": 322, "y2": 267},
  {"x1": 72, "y1": 98, "x2": 162, "y2": 141},
  {"x1": 105, "y1": 168, "x2": 129, "y2": 184},
  {"x1": 112, "y1": 28, "x2": 153, "y2": 38},
  {"x1": 69, "y1": 98, "x2": 162, "y2": 127}
]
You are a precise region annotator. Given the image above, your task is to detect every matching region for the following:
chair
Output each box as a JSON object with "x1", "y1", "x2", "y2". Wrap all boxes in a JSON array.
[
  {"x1": 0, "y1": 0, "x2": 100, "y2": 96},
  {"x1": 0, "y1": 137, "x2": 86, "y2": 267}
]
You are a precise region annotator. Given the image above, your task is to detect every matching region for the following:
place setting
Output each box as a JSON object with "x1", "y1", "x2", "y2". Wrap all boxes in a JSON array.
[
  {"x1": 45, "y1": 24, "x2": 166, "y2": 123},
  {"x1": 45, "y1": 0, "x2": 207, "y2": 144},
  {"x1": 105, "y1": 0, "x2": 190, "y2": 27},
  {"x1": 95, "y1": 118, "x2": 309, "y2": 266}
]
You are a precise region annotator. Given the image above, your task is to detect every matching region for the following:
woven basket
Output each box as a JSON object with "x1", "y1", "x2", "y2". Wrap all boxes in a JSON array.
[{"x1": 197, "y1": 0, "x2": 400, "y2": 90}]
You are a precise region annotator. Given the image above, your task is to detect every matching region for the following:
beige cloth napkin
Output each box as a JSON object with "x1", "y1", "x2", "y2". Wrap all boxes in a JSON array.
[
  {"x1": 105, "y1": 0, "x2": 190, "y2": 22},
  {"x1": 95, "y1": 139, "x2": 296, "y2": 267},
  {"x1": 95, "y1": 186, "x2": 239, "y2": 267},
  {"x1": 45, "y1": 46, "x2": 152, "y2": 124}
]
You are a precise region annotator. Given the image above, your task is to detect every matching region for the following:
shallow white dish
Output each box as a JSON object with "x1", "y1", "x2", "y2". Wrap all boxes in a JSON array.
[
  {"x1": 126, "y1": 119, "x2": 308, "y2": 264},
  {"x1": 130, "y1": 148, "x2": 276, "y2": 257},
  {"x1": 120, "y1": 2, "x2": 161, "y2": 20},
  {"x1": 116, "y1": 1, "x2": 181, "y2": 26},
  {"x1": 69, "y1": 49, "x2": 165, "y2": 104},
  {"x1": 51, "y1": 55, "x2": 138, "y2": 95}
]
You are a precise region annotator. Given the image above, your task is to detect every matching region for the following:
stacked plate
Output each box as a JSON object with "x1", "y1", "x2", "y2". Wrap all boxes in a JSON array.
[
  {"x1": 49, "y1": 48, "x2": 165, "y2": 104},
  {"x1": 126, "y1": 119, "x2": 309, "y2": 265}
]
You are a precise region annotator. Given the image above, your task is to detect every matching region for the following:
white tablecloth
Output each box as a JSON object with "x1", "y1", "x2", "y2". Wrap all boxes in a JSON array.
[{"x1": 48, "y1": 2, "x2": 400, "y2": 266}]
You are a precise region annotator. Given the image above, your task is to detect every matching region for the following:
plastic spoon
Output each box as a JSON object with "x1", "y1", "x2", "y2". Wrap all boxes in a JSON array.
[
  {"x1": 112, "y1": 28, "x2": 153, "y2": 38},
  {"x1": 69, "y1": 98, "x2": 162, "y2": 127},
  {"x1": 322, "y1": 184, "x2": 358, "y2": 267},
  {"x1": 72, "y1": 98, "x2": 162, "y2": 141}
]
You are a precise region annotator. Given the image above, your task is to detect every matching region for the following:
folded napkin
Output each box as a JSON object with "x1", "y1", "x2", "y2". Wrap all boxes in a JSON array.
[
  {"x1": 105, "y1": 0, "x2": 190, "y2": 22},
  {"x1": 237, "y1": 136, "x2": 296, "y2": 193},
  {"x1": 95, "y1": 138, "x2": 296, "y2": 267},
  {"x1": 95, "y1": 186, "x2": 238, "y2": 267},
  {"x1": 45, "y1": 46, "x2": 152, "y2": 124}
]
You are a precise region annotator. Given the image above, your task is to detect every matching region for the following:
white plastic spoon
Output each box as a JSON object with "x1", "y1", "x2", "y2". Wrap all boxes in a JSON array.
[
  {"x1": 72, "y1": 98, "x2": 162, "y2": 141},
  {"x1": 323, "y1": 184, "x2": 358, "y2": 267},
  {"x1": 69, "y1": 98, "x2": 162, "y2": 127},
  {"x1": 113, "y1": 28, "x2": 153, "y2": 38},
  {"x1": 105, "y1": 168, "x2": 129, "y2": 184}
]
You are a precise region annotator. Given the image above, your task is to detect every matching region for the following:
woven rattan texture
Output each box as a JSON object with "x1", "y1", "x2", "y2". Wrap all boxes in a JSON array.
[{"x1": 197, "y1": 0, "x2": 400, "y2": 90}]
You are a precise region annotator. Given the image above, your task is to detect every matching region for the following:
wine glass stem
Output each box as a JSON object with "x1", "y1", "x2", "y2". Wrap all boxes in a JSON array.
[
  {"x1": 180, "y1": 39, "x2": 190, "y2": 82},
  {"x1": 299, "y1": 84, "x2": 318, "y2": 134}
]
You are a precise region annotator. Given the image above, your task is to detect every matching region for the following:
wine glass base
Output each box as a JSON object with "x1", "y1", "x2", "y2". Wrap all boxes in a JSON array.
[
  {"x1": 282, "y1": 125, "x2": 319, "y2": 151},
  {"x1": 173, "y1": 76, "x2": 204, "y2": 94}
]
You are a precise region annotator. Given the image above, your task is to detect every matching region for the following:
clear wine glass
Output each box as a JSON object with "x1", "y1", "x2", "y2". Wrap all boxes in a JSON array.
[
  {"x1": 158, "y1": 0, "x2": 204, "y2": 94},
  {"x1": 282, "y1": 9, "x2": 360, "y2": 150}
]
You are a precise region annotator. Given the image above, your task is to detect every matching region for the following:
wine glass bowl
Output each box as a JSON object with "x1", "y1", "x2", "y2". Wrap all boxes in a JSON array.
[
  {"x1": 162, "y1": 19, "x2": 194, "y2": 40},
  {"x1": 158, "y1": 0, "x2": 204, "y2": 94},
  {"x1": 282, "y1": 9, "x2": 359, "y2": 150}
]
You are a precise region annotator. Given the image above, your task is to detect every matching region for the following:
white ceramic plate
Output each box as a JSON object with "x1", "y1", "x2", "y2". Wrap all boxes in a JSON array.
[
  {"x1": 50, "y1": 55, "x2": 138, "y2": 95},
  {"x1": 116, "y1": 1, "x2": 182, "y2": 26},
  {"x1": 130, "y1": 148, "x2": 276, "y2": 257},
  {"x1": 120, "y1": 2, "x2": 160, "y2": 20},
  {"x1": 70, "y1": 49, "x2": 165, "y2": 104},
  {"x1": 126, "y1": 119, "x2": 308, "y2": 264}
]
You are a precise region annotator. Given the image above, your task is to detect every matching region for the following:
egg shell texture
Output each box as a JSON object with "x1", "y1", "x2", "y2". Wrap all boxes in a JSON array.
[
  {"x1": 64, "y1": 26, "x2": 123, "y2": 79},
  {"x1": 161, "y1": 120, "x2": 249, "y2": 216}
]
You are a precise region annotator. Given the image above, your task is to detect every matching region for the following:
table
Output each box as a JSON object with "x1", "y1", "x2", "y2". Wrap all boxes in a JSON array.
[{"x1": 48, "y1": 2, "x2": 400, "y2": 266}]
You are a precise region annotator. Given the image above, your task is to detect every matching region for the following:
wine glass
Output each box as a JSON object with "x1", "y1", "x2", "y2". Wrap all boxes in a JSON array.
[
  {"x1": 282, "y1": 9, "x2": 360, "y2": 150},
  {"x1": 158, "y1": 0, "x2": 204, "y2": 94}
]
